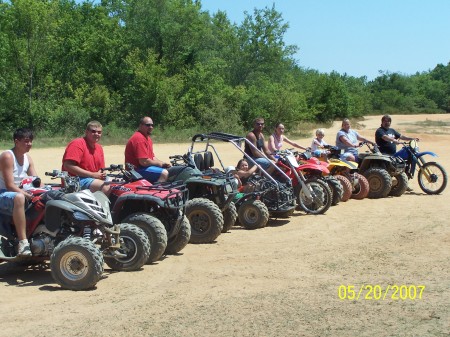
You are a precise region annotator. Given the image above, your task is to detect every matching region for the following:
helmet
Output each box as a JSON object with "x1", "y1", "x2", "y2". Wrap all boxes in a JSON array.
[{"x1": 225, "y1": 166, "x2": 236, "y2": 174}]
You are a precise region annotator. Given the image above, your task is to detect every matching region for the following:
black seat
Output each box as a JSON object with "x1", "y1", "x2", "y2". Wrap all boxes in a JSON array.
[
  {"x1": 203, "y1": 151, "x2": 214, "y2": 170},
  {"x1": 193, "y1": 153, "x2": 204, "y2": 171}
]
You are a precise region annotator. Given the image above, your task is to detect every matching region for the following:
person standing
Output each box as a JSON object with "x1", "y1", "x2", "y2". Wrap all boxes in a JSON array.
[
  {"x1": 244, "y1": 117, "x2": 276, "y2": 172},
  {"x1": 0, "y1": 128, "x2": 39, "y2": 256},
  {"x1": 268, "y1": 122, "x2": 308, "y2": 153},
  {"x1": 375, "y1": 114, "x2": 419, "y2": 155},
  {"x1": 62, "y1": 121, "x2": 110, "y2": 195},
  {"x1": 124, "y1": 116, "x2": 171, "y2": 183},
  {"x1": 336, "y1": 118, "x2": 374, "y2": 162}
]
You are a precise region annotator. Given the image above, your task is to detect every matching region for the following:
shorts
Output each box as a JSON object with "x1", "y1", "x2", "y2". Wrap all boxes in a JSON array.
[
  {"x1": 137, "y1": 166, "x2": 164, "y2": 183},
  {"x1": 0, "y1": 190, "x2": 17, "y2": 216},
  {"x1": 250, "y1": 158, "x2": 272, "y2": 171},
  {"x1": 79, "y1": 177, "x2": 95, "y2": 190}
]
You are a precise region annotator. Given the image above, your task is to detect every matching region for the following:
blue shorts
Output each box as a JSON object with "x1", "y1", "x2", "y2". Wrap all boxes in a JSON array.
[
  {"x1": 79, "y1": 177, "x2": 95, "y2": 190},
  {"x1": 137, "y1": 166, "x2": 164, "y2": 183},
  {"x1": 250, "y1": 158, "x2": 272, "y2": 170},
  {"x1": 0, "y1": 190, "x2": 17, "y2": 216}
]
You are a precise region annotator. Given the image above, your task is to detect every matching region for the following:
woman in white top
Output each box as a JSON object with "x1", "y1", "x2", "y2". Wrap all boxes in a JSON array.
[{"x1": 267, "y1": 123, "x2": 308, "y2": 153}]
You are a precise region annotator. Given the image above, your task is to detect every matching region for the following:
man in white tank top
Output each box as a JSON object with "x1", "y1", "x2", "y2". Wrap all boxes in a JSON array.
[{"x1": 0, "y1": 128, "x2": 39, "y2": 256}]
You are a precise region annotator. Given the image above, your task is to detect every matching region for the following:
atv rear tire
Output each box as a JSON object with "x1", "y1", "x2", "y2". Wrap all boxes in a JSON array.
[
  {"x1": 351, "y1": 173, "x2": 369, "y2": 200},
  {"x1": 363, "y1": 168, "x2": 392, "y2": 199},
  {"x1": 51, "y1": 237, "x2": 104, "y2": 291},
  {"x1": 186, "y1": 198, "x2": 224, "y2": 244},
  {"x1": 238, "y1": 200, "x2": 269, "y2": 230},
  {"x1": 335, "y1": 175, "x2": 352, "y2": 202},
  {"x1": 104, "y1": 223, "x2": 150, "y2": 271},
  {"x1": 123, "y1": 213, "x2": 167, "y2": 263},
  {"x1": 165, "y1": 216, "x2": 191, "y2": 255},
  {"x1": 222, "y1": 202, "x2": 238, "y2": 233},
  {"x1": 389, "y1": 172, "x2": 408, "y2": 197}
]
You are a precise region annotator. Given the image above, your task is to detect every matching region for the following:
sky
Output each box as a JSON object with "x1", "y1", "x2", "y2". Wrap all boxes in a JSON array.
[{"x1": 200, "y1": 0, "x2": 450, "y2": 80}]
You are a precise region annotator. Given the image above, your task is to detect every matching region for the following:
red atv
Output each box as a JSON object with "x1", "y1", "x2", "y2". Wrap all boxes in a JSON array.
[{"x1": 102, "y1": 164, "x2": 190, "y2": 264}]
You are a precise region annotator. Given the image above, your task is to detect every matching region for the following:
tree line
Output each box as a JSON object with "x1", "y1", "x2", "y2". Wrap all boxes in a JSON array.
[{"x1": 1, "y1": 0, "x2": 449, "y2": 140}]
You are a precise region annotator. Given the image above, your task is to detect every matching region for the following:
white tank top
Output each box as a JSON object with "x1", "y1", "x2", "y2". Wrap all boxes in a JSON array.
[{"x1": 0, "y1": 149, "x2": 30, "y2": 189}]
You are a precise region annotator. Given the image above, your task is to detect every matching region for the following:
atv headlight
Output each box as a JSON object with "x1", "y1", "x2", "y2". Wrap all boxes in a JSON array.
[
  {"x1": 73, "y1": 211, "x2": 92, "y2": 221},
  {"x1": 225, "y1": 184, "x2": 233, "y2": 193}
]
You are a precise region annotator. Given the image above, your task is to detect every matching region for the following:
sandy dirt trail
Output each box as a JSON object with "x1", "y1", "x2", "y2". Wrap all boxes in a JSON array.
[{"x1": 1, "y1": 114, "x2": 449, "y2": 337}]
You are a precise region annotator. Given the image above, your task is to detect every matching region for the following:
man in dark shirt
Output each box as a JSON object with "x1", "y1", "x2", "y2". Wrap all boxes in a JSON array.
[
  {"x1": 375, "y1": 115, "x2": 419, "y2": 155},
  {"x1": 244, "y1": 117, "x2": 276, "y2": 172}
]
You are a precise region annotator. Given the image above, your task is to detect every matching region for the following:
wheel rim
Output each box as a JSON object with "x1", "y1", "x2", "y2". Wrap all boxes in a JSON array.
[
  {"x1": 241, "y1": 206, "x2": 259, "y2": 225},
  {"x1": 419, "y1": 166, "x2": 445, "y2": 192},
  {"x1": 189, "y1": 211, "x2": 211, "y2": 233},
  {"x1": 116, "y1": 235, "x2": 138, "y2": 263},
  {"x1": 59, "y1": 251, "x2": 89, "y2": 281},
  {"x1": 368, "y1": 176, "x2": 382, "y2": 192},
  {"x1": 301, "y1": 182, "x2": 324, "y2": 208}
]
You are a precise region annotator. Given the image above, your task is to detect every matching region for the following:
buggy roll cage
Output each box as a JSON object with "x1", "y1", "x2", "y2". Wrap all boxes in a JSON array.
[{"x1": 189, "y1": 132, "x2": 292, "y2": 187}]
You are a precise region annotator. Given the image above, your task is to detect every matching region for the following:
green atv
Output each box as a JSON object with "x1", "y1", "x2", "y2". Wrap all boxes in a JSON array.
[
  {"x1": 357, "y1": 142, "x2": 408, "y2": 198},
  {"x1": 168, "y1": 134, "x2": 237, "y2": 244}
]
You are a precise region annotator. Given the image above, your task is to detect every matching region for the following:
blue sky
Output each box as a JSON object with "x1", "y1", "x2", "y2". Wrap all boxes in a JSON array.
[{"x1": 201, "y1": 0, "x2": 450, "y2": 80}]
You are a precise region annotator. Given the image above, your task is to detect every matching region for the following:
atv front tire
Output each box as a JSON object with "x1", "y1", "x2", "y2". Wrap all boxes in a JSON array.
[
  {"x1": 389, "y1": 172, "x2": 408, "y2": 197},
  {"x1": 335, "y1": 175, "x2": 352, "y2": 202},
  {"x1": 186, "y1": 198, "x2": 224, "y2": 244},
  {"x1": 123, "y1": 213, "x2": 167, "y2": 263},
  {"x1": 51, "y1": 237, "x2": 104, "y2": 291},
  {"x1": 165, "y1": 216, "x2": 191, "y2": 254},
  {"x1": 104, "y1": 223, "x2": 150, "y2": 271},
  {"x1": 363, "y1": 168, "x2": 392, "y2": 199},
  {"x1": 222, "y1": 202, "x2": 238, "y2": 233},
  {"x1": 351, "y1": 173, "x2": 370, "y2": 200},
  {"x1": 238, "y1": 200, "x2": 269, "y2": 230}
]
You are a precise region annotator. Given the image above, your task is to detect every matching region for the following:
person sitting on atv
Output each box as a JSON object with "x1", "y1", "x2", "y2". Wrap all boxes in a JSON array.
[
  {"x1": 335, "y1": 118, "x2": 374, "y2": 162},
  {"x1": 125, "y1": 116, "x2": 172, "y2": 183},
  {"x1": 268, "y1": 122, "x2": 308, "y2": 153},
  {"x1": 0, "y1": 128, "x2": 40, "y2": 256},
  {"x1": 245, "y1": 117, "x2": 276, "y2": 173},
  {"x1": 375, "y1": 114, "x2": 419, "y2": 155},
  {"x1": 62, "y1": 121, "x2": 111, "y2": 195},
  {"x1": 311, "y1": 128, "x2": 329, "y2": 157}
]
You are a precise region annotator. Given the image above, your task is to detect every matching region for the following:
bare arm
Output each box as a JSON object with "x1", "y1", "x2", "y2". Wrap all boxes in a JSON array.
[
  {"x1": 63, "y1": 160, "x2": 106, "y2": 180},
  {"x1": 283, "y1": 136, "x2": 308, "y2": 151},
  {"x1": 356, "y1": 134, "x2": 374, "y2": 145},
  {"x1": 138, "y1": 157, "x2": 171, "y2": 168}
]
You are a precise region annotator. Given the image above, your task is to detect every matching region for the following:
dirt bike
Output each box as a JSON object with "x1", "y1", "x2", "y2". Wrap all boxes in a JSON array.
[
  {"x1": 395, "y1": 140, "x2": 448, "y2": 194},
  {"x1": 0, "y1": 171, "x2": 150, "y2": 290},
  {"x1": 318, "y1": 145, "x2": 370, "y2": 201},
  {"x1": 274, "y1": 149, "x2": 332, "y2": 215},
  {"x1": 102, "y1": 164, "x2": 190, "y2": 263}
]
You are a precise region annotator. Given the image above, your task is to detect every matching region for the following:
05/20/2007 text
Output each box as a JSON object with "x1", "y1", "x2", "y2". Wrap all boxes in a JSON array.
[{"x1": 338, "y1": 285, "x2": 425, "y2": 301}]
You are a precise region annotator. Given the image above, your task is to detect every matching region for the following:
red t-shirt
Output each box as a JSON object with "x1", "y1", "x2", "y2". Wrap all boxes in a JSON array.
[
  {"x1": 62, "y1": 137, "x2": 105, "y2": 174},
  {"x1": 124, "y1": 131, "x2": 155, "y2": 168}
]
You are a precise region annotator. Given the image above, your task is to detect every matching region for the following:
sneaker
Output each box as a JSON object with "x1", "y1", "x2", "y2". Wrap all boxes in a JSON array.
[{"x1": 17, "y1": 240, "x2": 32, "y2": 256}]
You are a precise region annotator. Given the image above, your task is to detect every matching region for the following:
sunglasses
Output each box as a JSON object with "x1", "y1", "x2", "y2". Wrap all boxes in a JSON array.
[
  {"x1": 90, "y1": 130, "x2": 102, "y2": 134},
  {"x1": 144, "y1": 123, "x2": 154, "y2": 127}
]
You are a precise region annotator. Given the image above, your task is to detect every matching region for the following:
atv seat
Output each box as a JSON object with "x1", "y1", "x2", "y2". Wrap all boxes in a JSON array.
[{"x1": 203, "y1": 151, "x2": 214, "y2": 170}]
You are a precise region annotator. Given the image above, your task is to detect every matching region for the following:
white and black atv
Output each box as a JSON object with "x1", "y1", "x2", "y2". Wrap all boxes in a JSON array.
[{"x1": 0, "y1": 171, "x2": 150, "y2": 290}]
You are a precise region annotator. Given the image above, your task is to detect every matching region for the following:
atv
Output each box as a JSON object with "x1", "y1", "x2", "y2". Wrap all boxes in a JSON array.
[
  {"x1": 167, "y1": 134, "x2": 238, "y2": 243},
  {"x1": 102, "y1": 164, "x2": 190, "y2": 263},
  {"x1": 0, "y1": 171, "x2": 150, "y2": 290},
  {"x1": 357, "y1": 142, "x2": 408, "y2": 198}
]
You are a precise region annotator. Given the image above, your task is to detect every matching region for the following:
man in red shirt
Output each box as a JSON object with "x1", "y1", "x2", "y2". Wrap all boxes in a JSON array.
[
  {"x1": 125, "y1": 116, "x2": 171, "y2": 183},
  {"x1": 62, "y1": 121, "x2": 110, "y2": 194}
]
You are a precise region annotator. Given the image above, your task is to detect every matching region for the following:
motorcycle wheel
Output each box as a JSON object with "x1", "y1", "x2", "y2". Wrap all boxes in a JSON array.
[
  {"x1": 222, "y1": 202, "x2": 238, "y2": 233},
  {"x1": 186, "y1": 198, "x2": 224, "y2": 244},
  {"x1": 123, "y1": 213, "x2": 167, "y2": 264},
  {"x1": 351, "y1": 173, "x2": 370, "y2": 200},
  {"x1": 335, "y1": 175, "x2": 352, "y2": 202},
  {"x1": 363, "y1": 168, "x2": 392, "y2": 199},
  {"x1": 295, "y1": 179, "x2": 332, "y2": 215},
  {"x1": 104, "y1": 223, "x2": 150, "y2": 271},
  {"x1": 389, "y1": 172, "x2": 408, "y2": 197},
  {"x1": 418, "y1": 162, "x2": 448, "y2": 194},
  {"x1": 165, "y1": 216, "x2": 191, "y2": 255},
  {"x1": 237, "y1": 200, "x2": 269, "y2": 230},
  {"x1": 51, "y1": 237, "x2": 104, "y2": 291}
]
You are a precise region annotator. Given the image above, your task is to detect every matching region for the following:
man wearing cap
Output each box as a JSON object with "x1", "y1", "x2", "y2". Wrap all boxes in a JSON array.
[{"x1": 375, "y1": 115, "x2": 419, "y2": 155}]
